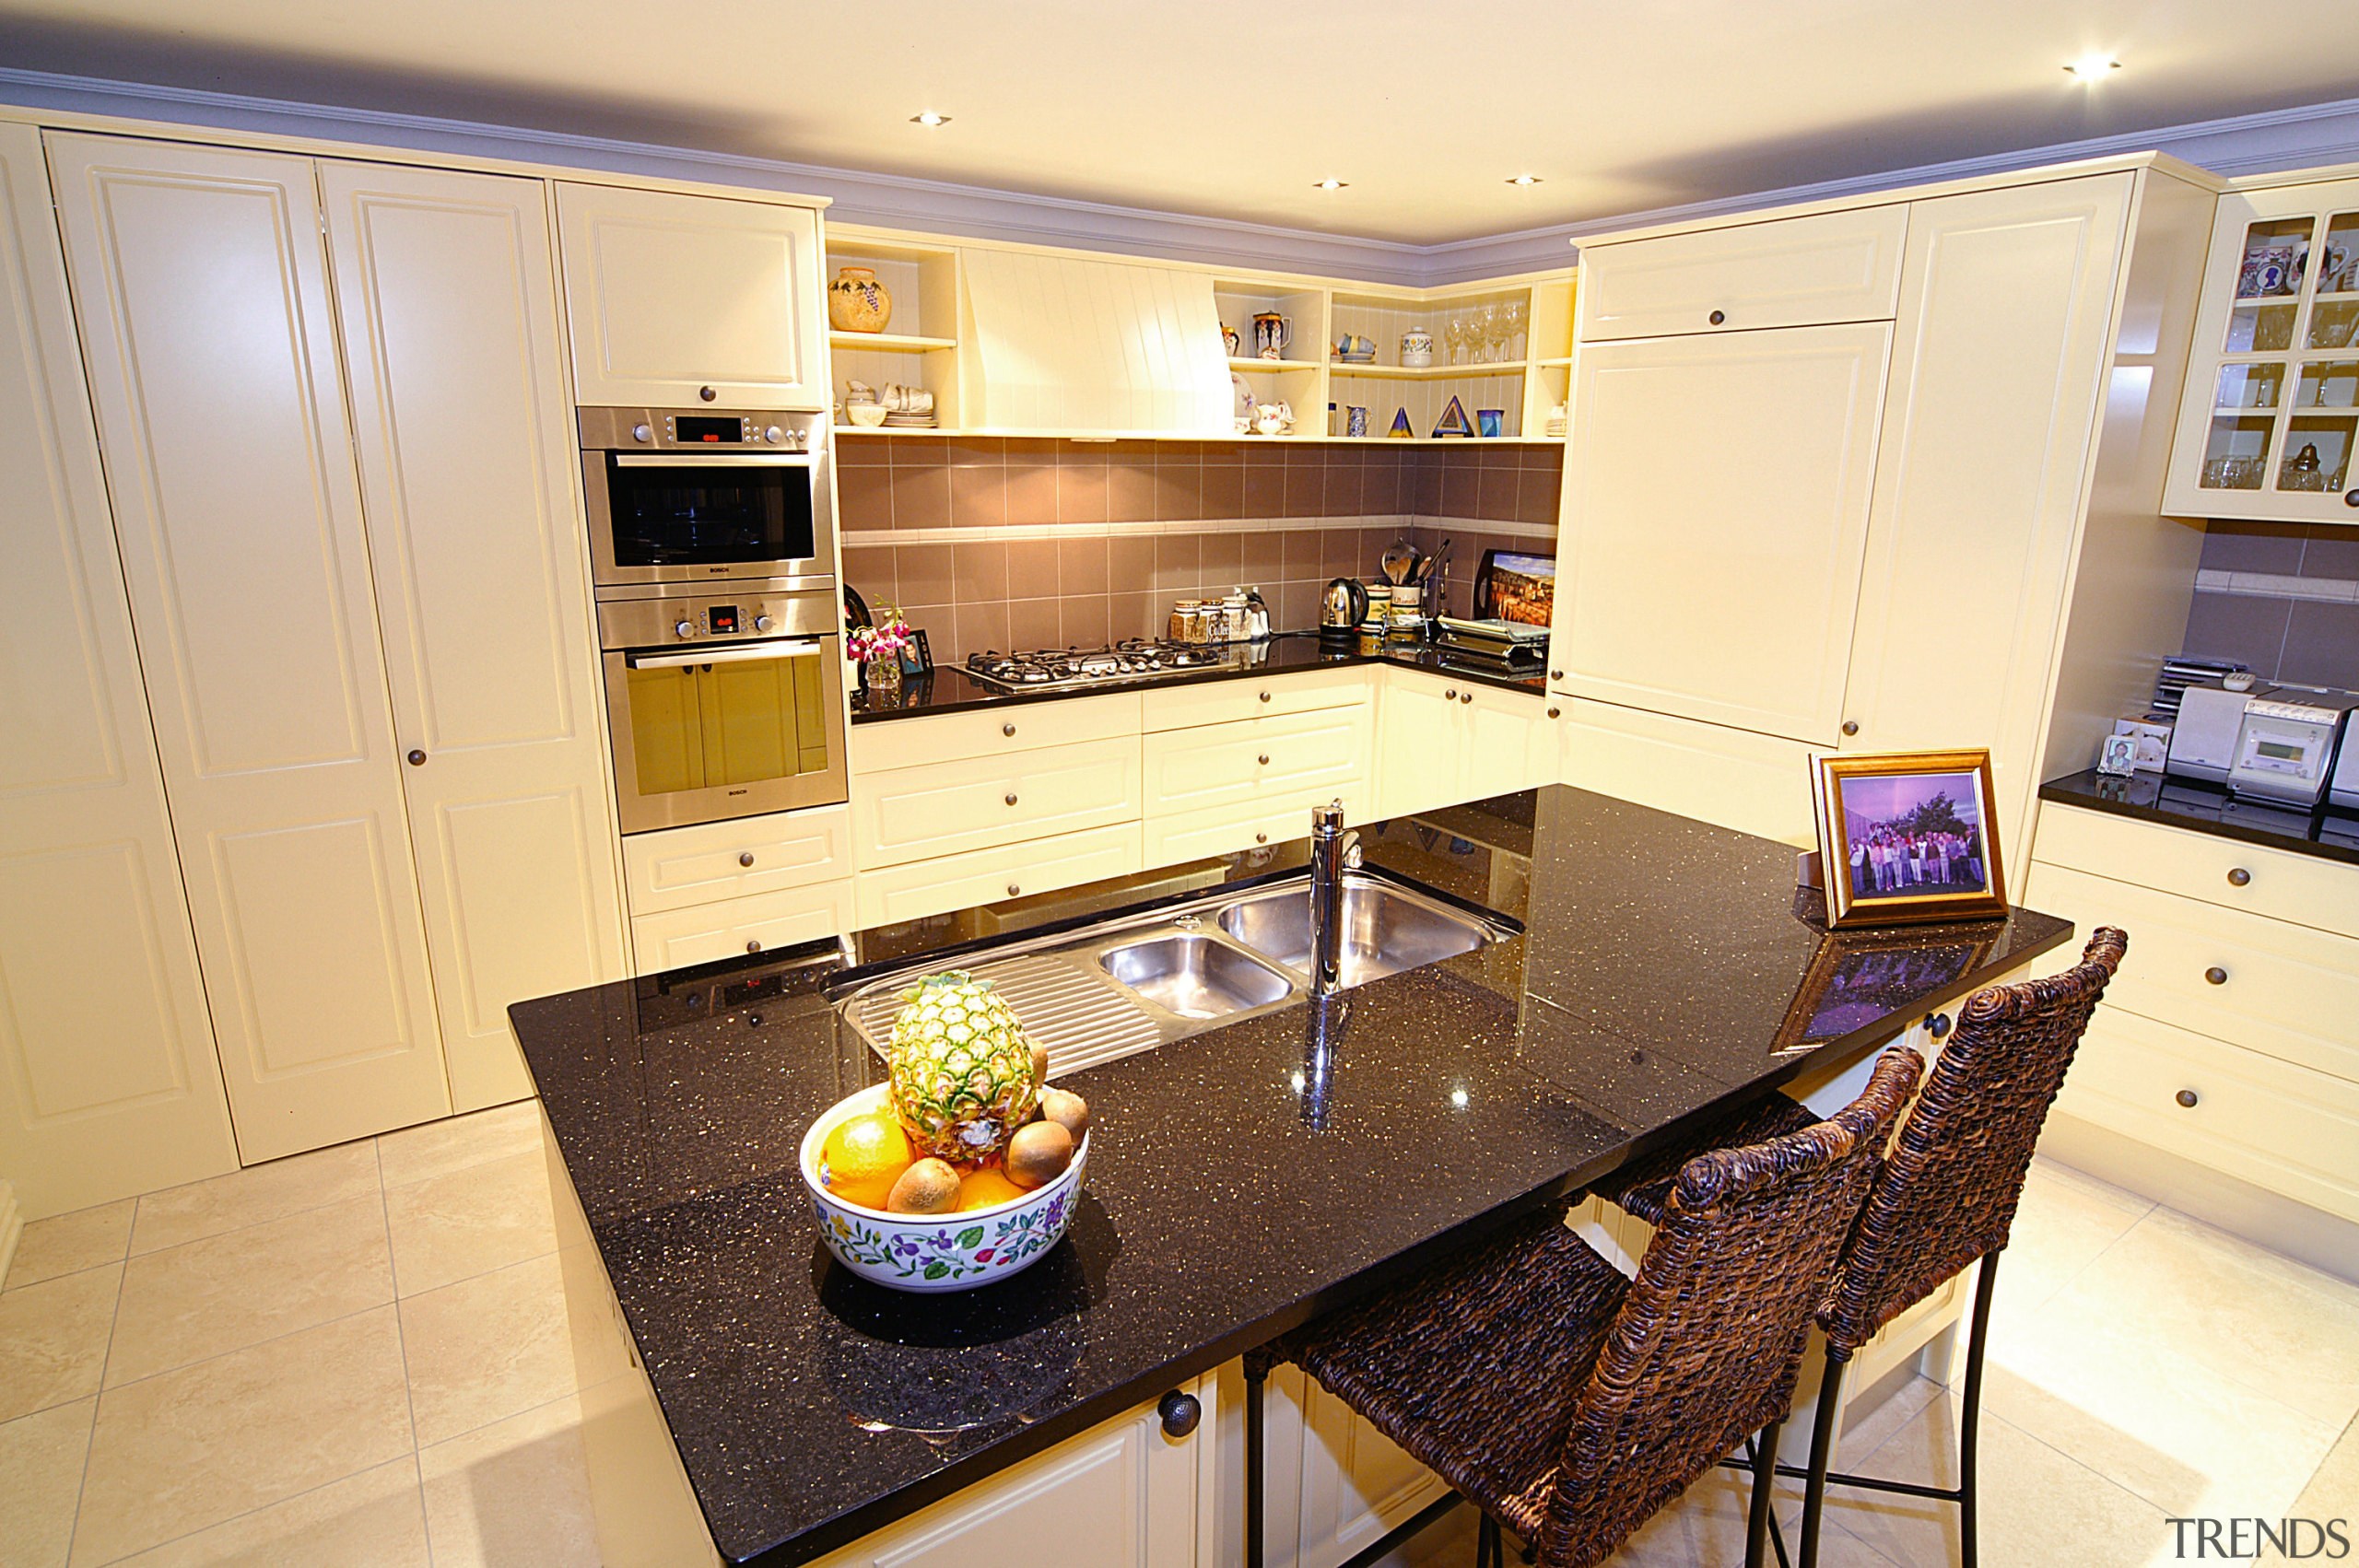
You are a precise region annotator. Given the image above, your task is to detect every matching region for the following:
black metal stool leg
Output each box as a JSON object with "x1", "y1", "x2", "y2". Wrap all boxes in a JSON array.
[
  {"x1": 1744, "y1": 1418, "x2": 1784, "y2": 1568},
  {"x1": 1477, "y1": 1512, "x2": 1500, "y2": 1568},
  {"x1": 1958, "y1": 1250, "x2": 2000, "y2": 1568},
  {"x1": 1797, "y1": 1344, "x2": 1848, "y2": 1568},
  {"x1": 1246, "y1": 1356, "x2": 1268, "y2": 1568}
]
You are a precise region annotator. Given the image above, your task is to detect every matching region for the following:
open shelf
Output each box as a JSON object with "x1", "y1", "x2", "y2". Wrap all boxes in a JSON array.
[
  {"x1": 1227, "y1": 357, "x2": 1323, "y2": 372},
  {"x1": 831, "y1": 331, "x2": 957, "y2": 352},
  {"x1": 1330, "y1": 361, "x2": 1532, "y2": 379}
]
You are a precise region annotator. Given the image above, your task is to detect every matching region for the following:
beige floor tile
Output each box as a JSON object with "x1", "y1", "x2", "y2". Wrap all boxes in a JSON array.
[
  {"x1": 107, "y1": 1195, "x2": 393, "y2": 1387},
  {"x1": 71, "y1": 1308, "x2": 413, "y2": 1567},
  {"x1": 0, "y1": 1266, "x2": 117, "y2": 1424},
  {"x1": 129, "y1": 1143, "x2": 379, "y2": 1257},
  {"x1": 1839, "y1": 1395, "x2": 2173, "y2": 1568},
  {"x1": 2295, "y1": 1411, "x2": 2359, "y2": 1520},
  {"x1": 1987, "y1": 1158, "x2": 2153, "y2": 1330},
  {"x1": 399, "y1": 1253, "x2": 579, "y2": 1446},
  {"x1": 104, "y1": 1457, "x2": 428, "y2": 1568},
  {"x1": 4, "y1": 1202, "x2": 134, "y2": 1293},
  {"x1": 376, "y1": 1102, "x2": 544, "y2": 1189},
  {"x1": 383, "y1": 1149, "x2": 557, "y2": 1298},
  {"x1": 0, "y1": 1398, "x2": 94, "y2": 1568},
  {"x1": 417, "y1": 1394, "x2": 599, "y2": 1568},
  {"x1": 1601, "y1": 1464, "x2": 1896, "y2": 1566}
]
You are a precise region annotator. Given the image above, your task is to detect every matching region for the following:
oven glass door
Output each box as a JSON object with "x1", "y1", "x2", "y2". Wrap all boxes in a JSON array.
[
  {"x1": 608, "y1": 637, "x2": 847, "y2": 832},
  {"x1": 593, "y1": 452, "x2": 822, "y2": 583}
]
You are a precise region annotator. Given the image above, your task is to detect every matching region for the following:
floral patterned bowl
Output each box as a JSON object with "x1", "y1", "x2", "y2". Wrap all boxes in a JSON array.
[{"x1": 800, "y1": 1083, "x2": 1088, "y2": 1293}]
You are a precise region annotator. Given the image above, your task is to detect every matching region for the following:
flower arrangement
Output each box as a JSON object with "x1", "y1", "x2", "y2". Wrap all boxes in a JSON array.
[{"x1": 848, "y1": 609, "x2": 912, "y2": 666}]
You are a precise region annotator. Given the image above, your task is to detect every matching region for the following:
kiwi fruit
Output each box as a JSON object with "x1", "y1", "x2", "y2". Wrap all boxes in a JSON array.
[
  {"x1": 886, "y1": 1158, "x2": 960, "y2": 1214},
  {"x1": 1005, "y1": 1120, "x2": 1074, "y2": 1189},
  {"x1": 1039, "y1": 1087, "x2": 1090, "y2": 1138}
]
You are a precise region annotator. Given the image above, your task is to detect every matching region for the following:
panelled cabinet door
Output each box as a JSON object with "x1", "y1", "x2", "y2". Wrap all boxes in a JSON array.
[
  {"x1": 1556, "y1": 322, "x2": 1893, "y2": 745},
  {"x1": 49, "y1": 133, "x2": 452, "y2": 1161},
  {"x1": 0, "y1": 123, "x2": 238, "y2": 1212},
  {"x1": 1373, "y1": 674, "x2": 1464, "y2": 818},
  {"x1": 321, "y1": 159, "x2": 628, "y2": 1112},
  {"x1": 1842, "y1": 174, "x2": 2130, "y2": 896},
  {"x1": 555, "y1": 181, "x2": 824, "y2": 410}
]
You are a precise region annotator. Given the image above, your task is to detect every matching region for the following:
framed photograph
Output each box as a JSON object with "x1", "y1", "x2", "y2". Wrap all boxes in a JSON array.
[
  {"x1": 1811, "y1": 749, "x2": 2008, "y2": 928},
  {"x1": 2096, "y1": 732, "x2": 2139, "y2": 777},
  {"x1": 1472, "y1": 550, "x2": 1556, "y2": 627},
  {"x1": 898, "y1": 627, "x2": 933, "y2": 678},
  {"x1": 1772, "y1": 930, "x2": 1997, "y2": 1053}
]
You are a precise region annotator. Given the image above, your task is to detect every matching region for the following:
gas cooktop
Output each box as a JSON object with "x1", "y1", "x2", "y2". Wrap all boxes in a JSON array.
[{"x1": 964, "y1": 639, "x2": 1234, "y2": 692}]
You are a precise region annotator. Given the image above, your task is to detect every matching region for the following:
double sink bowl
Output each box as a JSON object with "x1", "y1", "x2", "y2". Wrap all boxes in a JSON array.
[{"x1": 839, "y1": 871, "x2": 1520, "y2": 1073}]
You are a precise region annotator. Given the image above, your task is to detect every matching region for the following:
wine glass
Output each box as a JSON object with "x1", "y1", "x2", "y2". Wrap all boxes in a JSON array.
[
  {"x1": 1502, "y1": 299, "x2": 1527, "y2": 362},
  {"x1": 1473, "y1": 303, "x2": 1497, "y2": 363},
  {"x1": 1444, "y1": 318, "x2": 1468, "y2": 367}
]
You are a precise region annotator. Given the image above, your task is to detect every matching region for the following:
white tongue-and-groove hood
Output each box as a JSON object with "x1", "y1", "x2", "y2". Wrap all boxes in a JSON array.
[{"x1": 960, "y1": 248, "x2": 1231, "y2": 435}]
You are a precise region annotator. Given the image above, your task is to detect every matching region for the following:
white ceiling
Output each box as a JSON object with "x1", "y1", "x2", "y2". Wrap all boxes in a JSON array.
[{"x1": 5, "y1": 1, "x2": 2359, "y2": 245}]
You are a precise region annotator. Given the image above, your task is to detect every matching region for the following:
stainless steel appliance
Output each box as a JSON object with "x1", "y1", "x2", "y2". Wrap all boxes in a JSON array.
[
  {"x1": 2332, "y1": 720, "x2": 2359, "y2": 812},
  {"x1": 963, "y1": 639, "x2": 1231, "y2": 693},
  {"x1": 1319, "y1": 579, "x2": 1369, "y2": 648},
  {"x1": 2226, "y1": 686, "x2": 2357, "y2": 808},
  {"x1": 2165, "y1": 678, "x2": 2274, "y2": 784},
  {"x1": 599, "y1": 585, "x2": 847, "y2": 832},
  {"x1": 580, "y1": 406, "x2": 834, "y2": 593}
]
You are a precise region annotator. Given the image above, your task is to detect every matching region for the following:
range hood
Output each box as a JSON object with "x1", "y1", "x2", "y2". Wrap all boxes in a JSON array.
[{"x1": 960, "y1": 249, "x2": 1231, "y2": 435}]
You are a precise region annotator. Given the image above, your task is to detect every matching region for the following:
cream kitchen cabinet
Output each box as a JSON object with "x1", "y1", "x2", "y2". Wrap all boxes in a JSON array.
[
  {"x1": 855, "y1": 823, "x2": 1143, "y2": 929},
  {"x1": 1142, "y1": 671, "x2": 1373, "y2": 863},
  {"x1": 1373, "y1": 669, "x2": 1546, "y2": 821},
  {"x1": 1546, "y1": 695, "x2": 1828, "y2": 847},
  {"x1": 630, "y1": 880, "x2": 858, "y2": 971},
  {"x1": 851, "y1": 735, "x2": 1143, "y2": 869},
  {"x1": 621, "y1": 807, "x2": 854, "y2": 975},
  {"x1": 52, "y1": 133, "x2": 625, "y2": 1161},
  {"x1": 555, "y1": 181, "x2": 827, "y2": 411},
  {"x1": 0, "y1": 123, "x2": 240, "y2": 1214},
  {"x1": 1576, "y1": 202, "x2": 1908, "y2": 341}
]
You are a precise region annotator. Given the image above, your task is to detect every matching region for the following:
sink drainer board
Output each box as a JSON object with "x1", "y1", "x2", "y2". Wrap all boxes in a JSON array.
[{"x1": 850, "y1": 953, "x2": 1163, "y2": 1074}]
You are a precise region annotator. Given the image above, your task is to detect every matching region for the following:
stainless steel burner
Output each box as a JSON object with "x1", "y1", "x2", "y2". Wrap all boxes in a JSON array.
[{"x1": 965, "y1": 639, "x2": 1227, "y2": 692}]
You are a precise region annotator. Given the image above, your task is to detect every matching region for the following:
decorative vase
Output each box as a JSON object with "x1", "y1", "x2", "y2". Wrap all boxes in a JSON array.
[
  {"x1": 829, "y1": 266, "x2": 892, "y2": 333},
  {"x1": 864, "y1": 654, "x2": 904, "y2": 701}
]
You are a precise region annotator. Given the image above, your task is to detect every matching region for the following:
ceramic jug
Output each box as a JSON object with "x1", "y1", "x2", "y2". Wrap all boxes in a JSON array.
[{"x1": 1252, "y1": 311, "x2": 1293, "y2": 359}]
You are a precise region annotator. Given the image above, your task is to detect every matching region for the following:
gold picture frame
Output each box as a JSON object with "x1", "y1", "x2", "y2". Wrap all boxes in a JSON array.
[{"x1": 1811, "y1": 749, "x2": 2008, "y2": 928}]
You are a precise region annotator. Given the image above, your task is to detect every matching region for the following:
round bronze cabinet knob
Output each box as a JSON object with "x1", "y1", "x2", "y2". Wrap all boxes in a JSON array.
[
  {"x1": 1551, "y1": 668, "x2": 1564, "y2": 680},
  {"x1": 1547, "y1": 706, "x2": 1561, "y2": 719},
  {"x1": 1255, "y1": 832, "x2": 1269, "y2": 844},
  {"x1": 1925, "y1": 1012, "x2": 1953, "y2": 1038},
  {"x1": 1003, "y1": 722, "x2": 1017, "y2": 736},
  {"x1": 745, "y1": 939, "x2": 762, "y2": 954},
  {"x1": 1444, "y1": 688, "x2": 1457, "y2": 700},
  {"x1": 2204, "y1": 965, "x2": 2228, "y2": 986},
  {"x1": 698, "y1": 385, "x2": 717, "y2": 402},
  {"x1": 1841, "y1": 720, "x2": 1860, "y2": 736},
  {"x1": 1157, "y1": 1389, "x2": 1202, "y2": 1438},
  {"x1": 2175, "y1": 1089, "x2": 2200, "y2": 1109},
  {"x1": 1461, "y1": 692, "x2": 1473, "y2": 704},
  {"x1": 1259, "y1": 690, "x2": 1272, "y2": 703},
  {"x1": 1007, "y1": 883, "x2": 1021, "y2": 897},
  {"x1": 739, "y1": 851, "x2": 756, "y2": 868},
  {"x1": 1005, "y1": 793, "x2": 1019, "y2": 806},
  {"x1": 1708, "y1": 310, "x2": 1727, "y2": 325},
  {"x1": 1258, "y1": 754, "x2": 1271, "y2": 766},
  {"x1": 405, "y1": 748, "x2": 427, "y2": 766},
  {"x1": 2226, "y1": 867, "x2": 2251, "y2": 887},
  {"x1": 2345, "y1": 486, "x2": 2359, "y2": 507}
]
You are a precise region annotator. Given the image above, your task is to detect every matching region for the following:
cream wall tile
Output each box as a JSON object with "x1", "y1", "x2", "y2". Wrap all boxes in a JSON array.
[
  {"x1": 72, "y1": 1308, "x2": 413, "y2": 1567},
  {"x1": 0, "y1": 1266, "x2": 117, "y2": 1423},
  {"x1": 107, "y1": 1195, "x2": 393, "y2": 1387},
  {"x1": 105, "y1": 1457, "x2": 428, "y2": 1568},
  {"x1": 376, "y1": 1102, "x2": 544, "y2": 1189},
  {"x1": 399, "y1": 1254, "x2": 579, "y2": 1446},
  {"x1": 384, "y1": 1150, "x2": 557, "y2": 1299},
  {"x1": 131, "y1": 1143, "x2": 380, "y2": 1256},
  {"x1": 4, "y1": 1202, "x2": 133, "y2": 1293},
  {"x1": 0, "y1": 1397, "x2": 94, "y2": 1568},
  {"x1": 417, "y1": 1394, "x2": 599, "y2": 1568}
]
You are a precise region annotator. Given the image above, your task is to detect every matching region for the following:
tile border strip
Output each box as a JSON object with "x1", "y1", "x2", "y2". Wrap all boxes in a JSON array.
[
  {"x1": 2195, "y1": 568, "x2": 2359, "y2": 603},
  {"x1": 842, "y1": 514, "x2": 1557, "y2": 548}
]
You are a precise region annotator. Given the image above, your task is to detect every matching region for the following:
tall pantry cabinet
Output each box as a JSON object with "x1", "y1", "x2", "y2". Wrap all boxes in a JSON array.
[
  {"x1": 43, "y1": 133, "x2": 624, "y2": 1171},
  {"x1": 0, "y1": 124, "x2": 239, "y2": 1213}
]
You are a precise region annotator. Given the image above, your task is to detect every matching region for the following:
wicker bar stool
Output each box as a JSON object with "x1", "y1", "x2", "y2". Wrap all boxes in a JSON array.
[
  {"x1": 1591, "y1": 928, "x2": 2128, "y2": 1568},
  {"x1": 1243, "y1": 1043, "x2": 1924, "y2": 1568}
]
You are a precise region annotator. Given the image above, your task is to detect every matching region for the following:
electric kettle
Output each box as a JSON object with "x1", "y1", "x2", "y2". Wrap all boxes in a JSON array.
[{"x1": 1319, "y1": 578, "x2": 1369, "y2": 648}]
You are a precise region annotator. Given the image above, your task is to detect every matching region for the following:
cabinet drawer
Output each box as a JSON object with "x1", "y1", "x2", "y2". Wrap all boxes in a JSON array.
[
  {"x1": 1144, "y1": 706, "x2": 1371, "y2": 816},
  {"x1": 2024, "y1": 861, "x2": 2359, "y2": 1082},
  {"x1": 854, "y1": 823, "x2": 1142, "y2": 928},
  {"x1": 851, "y1": 692, "x2": 1140, "y2": 774},
  {"x1": 1549, "y1": 696, "x2": 1825, "y2": 847},
  {"x1": 1144, "y1": 785, "x2": 1375, "y2": 866},
  {"x1": 628, "y1": 880, "x2": 854, "y2": 974},
  {"x1": 621, "y1": 805, "x2": 850, "y2": 916},
  {"x1": 1142, "y1": 667, "x2": 1369, "y2": 732},
  {"x1": 1578, "y1": 204, "x2": 1909, "y2": 339},
  {"x1": 2055, "y1": 1003, "x2": 2359, "y2": 1225},
  {"x1": 2031, "y1": 803, "x2": 2359, "y2": 940},
  {"x1": 853, "y1": 735, "x2": 1141, "y2": 870}
]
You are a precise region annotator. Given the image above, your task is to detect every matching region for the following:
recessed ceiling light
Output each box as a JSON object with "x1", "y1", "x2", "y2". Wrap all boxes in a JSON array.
[
  {"x1": 1313, "y1": 178, "x2": 1348, "y2": 190},
  {"x1": 1506, "y1": 174, "x2": 1543, "y2": 186},
  {"x1": 2063, "y1": 54, "x2": 2119, "y2": 80},
  {"x1": 910, "y1": 111, "x2": 950, "y2": 126}
]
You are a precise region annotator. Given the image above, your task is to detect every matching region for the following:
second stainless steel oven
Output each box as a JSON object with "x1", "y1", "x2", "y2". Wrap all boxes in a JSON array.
[{"x1": 581, "y1": 405, "x2": 835, "y2": 591}]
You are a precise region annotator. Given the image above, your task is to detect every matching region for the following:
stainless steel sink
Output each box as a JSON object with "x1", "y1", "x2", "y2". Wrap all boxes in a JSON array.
[
  {"x1": 837, "y1": 871, "x2": 1515, "y2": 1074},
  {"x1": 1098, "y1": 931, "x2": 1294, "y2": 1019},
  {"x1": 1217, "y1": 876, "x2": 1492, "y2": 989}
]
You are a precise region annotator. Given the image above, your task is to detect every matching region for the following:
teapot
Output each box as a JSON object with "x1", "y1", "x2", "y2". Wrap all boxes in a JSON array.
[{"x1": 1253, "y1": 399, "x2": 1294, "y2": 437}]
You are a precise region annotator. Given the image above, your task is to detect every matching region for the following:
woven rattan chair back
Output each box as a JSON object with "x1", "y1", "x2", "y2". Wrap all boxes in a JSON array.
[
  {"x1": 1539, "y1": 1044, "x2": 1924, "y2": 1568},
  {"x1": 1817, "y1": 927, "x2": 2126, "y2": 1356}
]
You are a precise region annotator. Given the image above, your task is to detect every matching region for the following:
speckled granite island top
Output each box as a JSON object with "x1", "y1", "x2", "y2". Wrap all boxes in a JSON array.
[{"x1": 510, "y1": 786, "x2": 2071, "y2": 1566}]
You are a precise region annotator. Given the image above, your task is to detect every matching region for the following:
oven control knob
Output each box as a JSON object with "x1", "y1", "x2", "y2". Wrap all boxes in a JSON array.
[
  {"x1": 765, "y1": 426, "x2": 784, "y2": 444},
  {"x1": 631, "y1": 423, "x2": 651, "y2": 443},
  {"x1": 675, "y1": 620, "x2": 696, "y2": 639},
  {"x1": 754, "y1": 614, "x2": 773, "y2": 632}
]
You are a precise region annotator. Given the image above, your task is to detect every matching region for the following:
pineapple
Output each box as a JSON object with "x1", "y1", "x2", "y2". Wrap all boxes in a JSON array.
[{"x1": 886, "y1": 971, "x2": 1043, "y2": 1164}]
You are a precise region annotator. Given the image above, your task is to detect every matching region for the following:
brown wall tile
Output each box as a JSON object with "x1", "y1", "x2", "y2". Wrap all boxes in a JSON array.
[
  {"x1": 1515, "y1": 469, "x2": 1561, "y2": 527},
  {"x1": 895, "y1": 544, "x2": 955, "y2": 605},
  {"x1": 1108, "y1": 463, "x2": 1156, "y2": 523},
  {"x1": 1283, "y1": 528, "x2": 1326, "y2": 581},
  {"x1": 1061, "y1": 596, "x2": 1110, "y2": 649},
  {"x1": 1007, "y1": 596, "x2": 1062, "y2": 649},
  {"x1": 1241, "y1": 463, "x2": 1283, "y2": 518},
  {"x1": 1109, "y1": 591, "x2": 1157, "y2": 642},
  {"x1": 1325, "y1": 462, "x2": 1365, "y2": 515},
  {"x1": 1282, "y1": 463, "x2": 1325, "y2": 518},
  {"x1": 1155, "y1": 461, "x2": 1204, "y2": 522},
  {"x1": 952, "y1": 540, "x2": 1008, "y2": 603},
  {"x1": 2283, "y1": 600, "x2": 2359, "y2": 687},
  {"x1": 1057, "y1": 462, "x2": 1110, "y2": 524},
  {"x1": 946, "y1": 438, "x2": 1005, "y2": 466},
  {"x1": 836, "y1": 464, "x2": 894, "y2": 530},
  {"x1": 2198, "y1": 521, "x2": 2306, "y2": 575},
  {"x1": 955, "y1": 601, "x2": 1008, "y2": 660},
  {"x1": 887, "y1": 438, "x2": 947, "y2": 468},
  {"x1": 999, "y1": 463, "x2": 1051, "y2": 525},
  {"x1": 1240, "y1": 530, "x2": 1285, "y2": 584},
  {"x1": 1004, "y1": 538, "x2": 1060, "y2": 593},
  {"x1": 1276, "y1": 580, "x2": 1320, "y2": 631},
  {"x1": 1109, "y1": 533, "x2": 1156, "y2": 590},
  {"x1": 835, "y1": 433, "x2": 889, "y2": 466},
  {"x1": 1439, "y1": 457, "x2": 1480, "y2": 519},
  {"x1": 1200, "y1": 531, "x2": 1244, "y2": 583},
  {"x1": 841, "y1": 544, "x2": 896, "y2": 602},
  {"x1": 2299, "y1": 526, "x2": 2359, "y2": 580},
  {"x1": 1153, "y1": 534, "x2": 1201, "y2": 592},
  {"x1": 1318, "y1": 527, "x2": 1358, "y2": 579},
  {"x1": 1477, "y1": 465, "x2": 1520, "y2": 521},
  {"x1": 893, "y1": 466, "x2": 952, "y2": 531},
  {"x1": 1059, "y1": 536, "x2": 1109, "y2": 595}
]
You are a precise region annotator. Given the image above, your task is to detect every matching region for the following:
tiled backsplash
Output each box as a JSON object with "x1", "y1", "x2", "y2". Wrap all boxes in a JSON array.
[
  {"x1": 2182, "y1": 521, "x2": 2359, "y2": 691},
  {"x1": 837, "y1": 435, "x2": 1562, "y2": 661}
]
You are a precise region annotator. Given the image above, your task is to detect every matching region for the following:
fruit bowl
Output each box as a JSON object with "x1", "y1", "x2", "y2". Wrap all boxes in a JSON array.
[{"x1": 801, "y1": 1083, "x2": 1088, "y2": 1293}]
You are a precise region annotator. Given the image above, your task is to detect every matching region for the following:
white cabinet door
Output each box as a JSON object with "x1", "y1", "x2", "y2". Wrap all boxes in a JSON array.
[
  {"x1": 1577, "y1": 204, "x2": 1908, "y2": 340},
  {"x1": 322, "y1": 160, "x2": 628, "y2": 1112},
  {"x1": 853, "y1": 736, "x2": 1143, "y2": 870},
  {"x1": 1549, "y1": 695, "x2": 1826, "y2": 847},
  {"x1": 0, "y1": 124, "x2": 238, "y2": 1214},
  {"x1": 556, "y1": 182, "x2": 824, "y2": 410},
  {"x1": 628, "y1": 880, "x2": 854, "y2": 973},
  {"x1": 1373, "y1": 673, "x2": 1463, "y2": 819},
  {"x1": 1554, "y1": 322, "x2": 1891, "y2": 745},
  {"x1": 1294, "y1": 1381, "x2": 1452, "y2": 1568},
  {"x1": 1843, "y1": 176, "x2": 2129, "y2": 898},
  {"x1": 51, "y1": 134, "x2": 452, "y2": 1161}
]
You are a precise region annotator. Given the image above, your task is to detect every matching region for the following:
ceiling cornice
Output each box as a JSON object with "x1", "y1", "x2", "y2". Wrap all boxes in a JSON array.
[{"x1": 6, "y1": 65, "x2": 2359, "y2": 288}]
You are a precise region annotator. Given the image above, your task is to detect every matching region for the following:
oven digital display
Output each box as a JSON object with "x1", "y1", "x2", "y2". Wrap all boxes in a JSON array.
[
  {"x1": 675, "y1": 415, "x2": 741, "y2": 443},
  {"x1": 707, "y1": 604, "x2": 740, "y2": 635}
]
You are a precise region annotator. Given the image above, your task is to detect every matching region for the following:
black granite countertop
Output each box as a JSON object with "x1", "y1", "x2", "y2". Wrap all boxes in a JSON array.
[
  {"x1": 511, "y1": 786, "x2": 2071, "y2": 1566},
  {"x1": 2039, "y1": 767, "x2": 2359, "y2": 867},
  {"x1": 852, "y1": 631, "x2": 1547, "y2": 722}
]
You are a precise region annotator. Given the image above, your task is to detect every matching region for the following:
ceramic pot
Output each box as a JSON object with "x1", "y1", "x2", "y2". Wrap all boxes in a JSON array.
[
  {"x1": 829, "y1": 266, "x2": 893, "y2": 333},
  {"x1": 1400, "y1": 327, "x2": 1434, "y2": 368}
]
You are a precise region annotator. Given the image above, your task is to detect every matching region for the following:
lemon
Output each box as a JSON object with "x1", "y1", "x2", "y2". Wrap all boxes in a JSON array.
[{"x1": 820, "y1": 1111, "x2": 913, "y2": 1211}]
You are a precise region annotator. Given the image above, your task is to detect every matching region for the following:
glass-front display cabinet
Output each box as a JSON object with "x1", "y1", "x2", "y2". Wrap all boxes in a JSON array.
[{"x1": 2165, "y1": 176, "x2": 2359, "y2": 523}]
